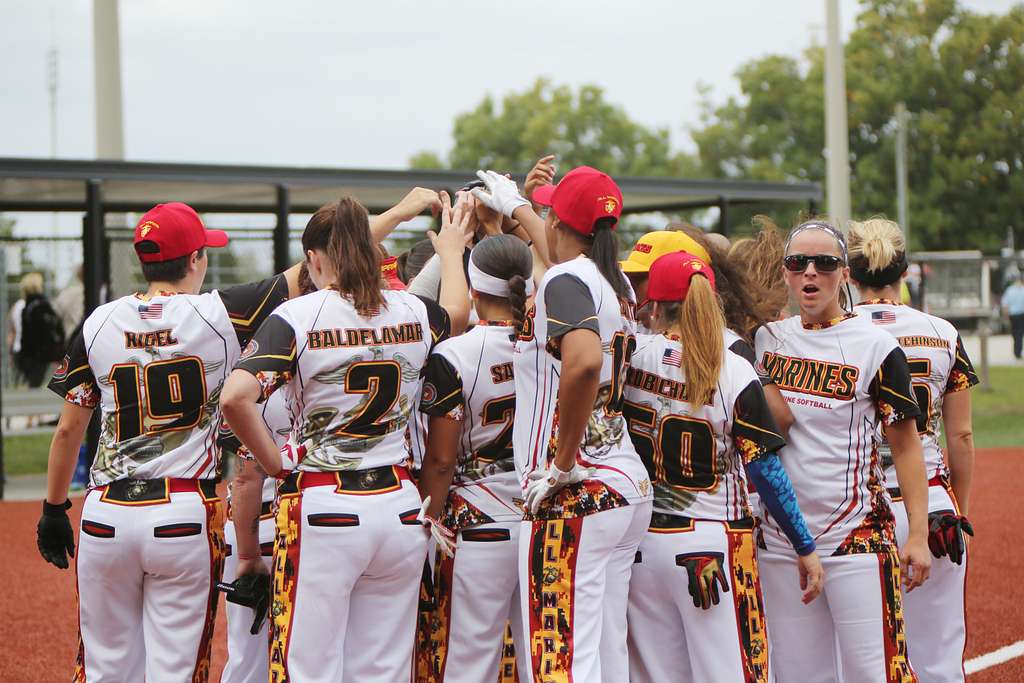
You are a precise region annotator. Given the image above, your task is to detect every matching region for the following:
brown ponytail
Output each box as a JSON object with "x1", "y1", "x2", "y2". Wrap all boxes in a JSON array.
[
  {"x1": 302, "y1": 197, "x2": 385, "y2": 317},
  {"x1": 675, "y1": 276, "x2": 725, "y2": 406}
]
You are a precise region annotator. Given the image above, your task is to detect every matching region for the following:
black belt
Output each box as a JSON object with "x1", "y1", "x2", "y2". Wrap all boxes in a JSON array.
[
  {"x1": 649, "y1": 513, "x2": 756, "y2": 533},
  {"x1": 99, "y1": 478, "x2": 217, "y2": 505}
]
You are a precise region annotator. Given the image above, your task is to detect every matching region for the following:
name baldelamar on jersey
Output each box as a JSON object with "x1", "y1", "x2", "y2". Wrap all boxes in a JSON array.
[
  {"x1": 306, "y1": 322, "x2": 425, "y2": 349},
  {"x1": 759, "y1": 351, "x2": 859, "y2": 400}
]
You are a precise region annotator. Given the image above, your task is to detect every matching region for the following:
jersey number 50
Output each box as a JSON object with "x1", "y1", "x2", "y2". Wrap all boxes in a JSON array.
[{"x1": 623, "y1": 401, "x2": 717, "y2": 491}]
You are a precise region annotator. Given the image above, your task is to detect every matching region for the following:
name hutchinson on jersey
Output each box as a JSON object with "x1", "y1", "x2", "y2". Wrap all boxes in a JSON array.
[
  {"x1": 759, "y1": 351, "x2": 859, "y2": 400},
  {"x1": 625, "y1": 365, "x2": 714, "y2": 406},
  {"x1": 306, "y1": 323, "x2": 424, "y2": 349}
]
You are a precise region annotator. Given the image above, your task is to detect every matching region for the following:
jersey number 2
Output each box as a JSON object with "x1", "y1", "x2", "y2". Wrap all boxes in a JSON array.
[
  {"x1": 109, "y1": 357, "x2": 207, "y2": 441},
  {"x1": 475, "y1": 395, "x2": 516, "y2": 463},
  {"x1": 907, "y1": 358, "x2": 932, "y2": 435}
]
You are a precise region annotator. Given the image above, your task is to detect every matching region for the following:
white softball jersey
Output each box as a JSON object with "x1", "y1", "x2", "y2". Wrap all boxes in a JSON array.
[
  {"x1": 419, "y1": 321, "x2": 523, "y2": 528},
  {"x1": 624, "y1": 332, "x2": 786, "y2": 522},
  {"x1": 48, "y1": 277, "x2": 290, "y2": 487},
  {"x1": 854, "y1": 299, "x2": 979, "y2": 480},
  {"x1": 754, "y1": 313, "x2": 921, "y2": 556},
  {"x1": 512, "y1": 256, "x2": 652, "y2": 518},
  {"x1": 233, "y1": 287, "x2": 450, "y2": 472}
]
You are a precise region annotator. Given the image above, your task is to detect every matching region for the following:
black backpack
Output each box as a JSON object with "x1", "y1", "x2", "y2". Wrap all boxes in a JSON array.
[{"x1": 21, "y1": 295, "x2": 66, "y2": 363}]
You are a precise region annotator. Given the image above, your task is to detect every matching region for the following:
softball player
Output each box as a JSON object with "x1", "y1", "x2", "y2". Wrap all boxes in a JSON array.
[
  {"x1": 219, "y1": 195, "x2": 465, "y2": 683},
  {"x1": 415, "y1": 235, "x2": 534, "y2": 682},
  {"x1": 219, "y1": 389, "x2": 290, "y2": 683},
  {"x1": 625, "y1": 252, "x2": 823, "y2": 683},
  {"x1": 754, "y1": 220, "x2": 931, "y2": 683},
  {"x1": 37, "y1": 202, "x2": 301, "y2": 681},
  {"x1": 850, "y1": 218, "x2": 978, "y2": 682},
  {"x1": 483, "y1": 166, "x2": 653, "y2": 682}
]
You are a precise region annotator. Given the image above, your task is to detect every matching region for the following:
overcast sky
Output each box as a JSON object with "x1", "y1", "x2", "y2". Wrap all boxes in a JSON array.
[{"x1": 2, "y1": 0, "x2": 1018, "y2": 170}]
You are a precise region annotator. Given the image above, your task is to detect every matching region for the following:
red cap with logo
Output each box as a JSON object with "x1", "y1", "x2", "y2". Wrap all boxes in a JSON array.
[
  {"x1": 642, "y1": 251, "x2": 715, "y2": 308},
  {"x1": 133, "y1": 202, "x2": 229, "y2": 263},
  {"x1": 380, "y1": 256, "x2": 406, "y2": 291},
  {"x1": 531, "y1": 166, "x2": 623, "y2": 236}
]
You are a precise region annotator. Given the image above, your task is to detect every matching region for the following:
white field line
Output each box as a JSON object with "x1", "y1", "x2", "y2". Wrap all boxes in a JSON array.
[{"x1": 966, "y1": 639, "x2": 1024, "y2": 675}]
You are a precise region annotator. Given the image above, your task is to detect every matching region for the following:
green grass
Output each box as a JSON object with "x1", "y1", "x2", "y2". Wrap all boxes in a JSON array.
[
  {"x1": 3, "y1": 368, "x2": 1022, "y2": 477},
  {"x1": 969, "y1": 365, "x2": 1024, "y2": 449},
  {"x1": 2, "y1": 431, "x2": 54, "y2": 475}
]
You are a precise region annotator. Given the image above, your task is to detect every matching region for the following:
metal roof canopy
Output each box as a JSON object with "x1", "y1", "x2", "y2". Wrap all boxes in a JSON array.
[
  {"x1": 0, "y1": 157, "x2": 820, "y2": 216},
  {"x1": 0, "y1": 155, "x2": 821, "y2": 308}
]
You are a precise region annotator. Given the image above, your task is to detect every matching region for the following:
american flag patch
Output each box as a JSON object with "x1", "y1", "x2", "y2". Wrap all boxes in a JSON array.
[
  {"x1": 871, "y1": 310, "x2": 896, "y2": 325},
  {"x1": 663, "y1": 347, "x2": 682, "y2": 367},
  {"x1": 138, "y1": 302, "x2": 163, "y2": 320}
]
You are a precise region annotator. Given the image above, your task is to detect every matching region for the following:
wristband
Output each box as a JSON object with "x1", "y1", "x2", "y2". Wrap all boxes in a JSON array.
[
  {"x1": 237, "y1": 553, "x2": 260, "y2": 561},
  {"x1": 42, "y1": 499, "x2": 72, "y2": 517}
]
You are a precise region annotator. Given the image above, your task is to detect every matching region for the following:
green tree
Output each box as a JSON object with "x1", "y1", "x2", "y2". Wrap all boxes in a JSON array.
[
  {"x1": 693, "y1": 0, "x2": 1024, "y2": 250},
  {"x1": 411, "y1": 78, "x2": 691, "y2": 177}
]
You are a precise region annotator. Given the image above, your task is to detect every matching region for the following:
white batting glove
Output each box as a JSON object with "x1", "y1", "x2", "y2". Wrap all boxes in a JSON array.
[
  {"x1": 273, "y1": 439, "x2": 308, "y2": 480},
  {"x1": 417, "y1": 496, "x2": 456, "y2": 558},
  {"x1": 470, "y1": 170, "x2": 530, "y2": 218},
  {"x1": 524, "y1": 462, "x2": 594, "y2": 515}
]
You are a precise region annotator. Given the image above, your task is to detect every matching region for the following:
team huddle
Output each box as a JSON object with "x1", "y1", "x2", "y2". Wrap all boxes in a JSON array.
[{"x1": 36, "y1": 157, "x2": 977, "y2": 683}]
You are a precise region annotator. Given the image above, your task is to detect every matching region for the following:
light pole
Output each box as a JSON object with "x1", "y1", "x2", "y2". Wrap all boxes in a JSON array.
[{"x1": 824, "y1": 0, "x2": 851, "y2": 232}]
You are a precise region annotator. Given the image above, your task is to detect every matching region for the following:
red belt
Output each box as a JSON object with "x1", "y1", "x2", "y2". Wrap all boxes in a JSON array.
[
  {"x1": 887, "y1": 474, "x2": 946, "y2": 502},
  {"x1": 280, "y1": 465, "x2": 412, "y2": 496}
]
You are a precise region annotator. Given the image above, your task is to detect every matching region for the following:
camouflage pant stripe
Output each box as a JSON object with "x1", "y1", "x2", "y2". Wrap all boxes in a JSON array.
[
  {"x1": 269, "y1": 493, "x2": 303, "y2": 683},
  {"x1": 191, "y1": 497, "x2": 226, "y2": 683}
]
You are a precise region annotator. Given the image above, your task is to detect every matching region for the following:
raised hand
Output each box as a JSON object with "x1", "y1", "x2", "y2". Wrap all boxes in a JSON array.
[{"x1": 524, "y1": 154, "x2": 556, "y2": 201}]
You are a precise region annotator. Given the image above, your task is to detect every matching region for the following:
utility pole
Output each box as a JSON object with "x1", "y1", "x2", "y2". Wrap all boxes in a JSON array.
[
  {"x1": 93, "y1": 0, "x2": 124, "y2": 159},
  {"x1": 895, "y1": 102, "x2": 910, "y2": 253},
  {"x1": 824, "y1": 0, "x2": 851, "y2": 232}
]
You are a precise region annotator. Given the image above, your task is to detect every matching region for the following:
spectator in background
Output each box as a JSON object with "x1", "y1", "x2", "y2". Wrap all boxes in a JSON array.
[
  {"x1": 1002, "y1": 270, "x2": 1024, "y2": 360},
  {"x1": 54, "y1": 265, "x2": 84, "y2": 337},
  {"x1": 6, "y1": 273, "x2": 32, "y2": 385},
  {"x1": 17, "y1": 272, "x2": 65, "y2": 388}
]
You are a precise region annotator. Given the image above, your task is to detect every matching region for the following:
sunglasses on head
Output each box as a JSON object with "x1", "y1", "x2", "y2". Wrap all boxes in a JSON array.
[{"x1": 783, "y1": 254, "x2": 845, "y2": 273}]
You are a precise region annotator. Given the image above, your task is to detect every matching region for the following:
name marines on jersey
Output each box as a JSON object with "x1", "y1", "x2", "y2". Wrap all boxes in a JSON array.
[
  {"x1": 512, "y1": 257, "x2": 652, "y2": 519},
  {"x1": 233, "y1": 288, "x2": 449, "y2": 472},
  {"x1": 854, "y1": 299, "x2": 979, "y2": 479},
  {"x1": 419, "y1": 321, "x2": 523, "y2": 529},
  {"x1": 624, "y1": 333, "x2": 786, "y2": 521},
  {"x1": 754, "y1": 314, "x2": 920, "y2": 556},
  {"x1": 48, "y1": 277, "x2": 290, "y2": 486}
]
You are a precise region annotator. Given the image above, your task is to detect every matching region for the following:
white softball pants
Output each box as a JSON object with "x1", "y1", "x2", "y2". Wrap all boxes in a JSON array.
[
  {"x1": 517, "y1": 501, "x2": 652, "y2": 683},
  {"x1": 74, "y1": 488, "x2": 224, "y2": 682},
  {"x1": 221, "y1": 512, "x2": 275, "y2": 683},
  {"x1": 892, "y1": 483, "x2": 968, "y2": 683},
  {"x1": 269, "y1": 480, "x2": 427, "y2": 683}
]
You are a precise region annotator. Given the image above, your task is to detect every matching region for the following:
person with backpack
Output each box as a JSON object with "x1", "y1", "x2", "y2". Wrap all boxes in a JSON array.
[{"x1": 13, "y1": 272, "x2": 65, "y2": 388}]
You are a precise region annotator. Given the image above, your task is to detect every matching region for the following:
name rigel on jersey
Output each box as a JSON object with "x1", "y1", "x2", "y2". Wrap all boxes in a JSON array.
[
  {"x1": 759, "y1": 351, "x2": 859, "y2": 400},
  {"x1": 895, "y1": 335, "x2": 950, "y2": 350},
  {"x1": 625, "y1": 365, "x2": 714, "y2": 405},
  {"x1": 306, "y1": 322, "x2": 424, "y2": 349},
  {"x1": 124, "y1": 329, "x2": 179, "y2": 349}
]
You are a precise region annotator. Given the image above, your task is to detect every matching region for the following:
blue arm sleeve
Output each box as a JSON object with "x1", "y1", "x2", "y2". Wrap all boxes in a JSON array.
[{"x1": 746, "y1": 452, "x2": 816, "y2": 556}]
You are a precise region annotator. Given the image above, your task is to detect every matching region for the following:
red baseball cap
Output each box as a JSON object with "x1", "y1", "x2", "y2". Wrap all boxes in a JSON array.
[
  {"x1": 532, "y1": 166, "x2": 623, "y2": 236},
  {"x1": 133, "y1": 202, "x2": 229, "y2": 263},
  {"x1": 642, "y1": 251, "x2": 715, "y2": 308},
  {"x1": 380, "y1": 256, "x2": 406, "y2": 291}
]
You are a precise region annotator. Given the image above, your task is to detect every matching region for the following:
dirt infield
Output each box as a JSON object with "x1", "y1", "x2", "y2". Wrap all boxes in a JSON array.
[{"x1": 4, "y1": 448, "x2": 1021, "y2": 681}]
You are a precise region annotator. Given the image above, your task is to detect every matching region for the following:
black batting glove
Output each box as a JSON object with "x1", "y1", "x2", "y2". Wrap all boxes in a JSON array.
[
  {"x1": 677, "y1": 552, "x2": 730, "y2": 610},
  {"x1": 927, "y1": 510, "x2": 974, "y2": 566},
  {"x1": 218, "y1": 571, "x2": 271, "y2": 635},
  {"x1": 37, "y1": 499, "x2": 75, "y2": 569}
]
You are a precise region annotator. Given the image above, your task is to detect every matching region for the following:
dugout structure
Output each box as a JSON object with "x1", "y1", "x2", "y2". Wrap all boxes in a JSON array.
[{"x1": 0, "y1": 156, "x2": 821, "y2": 498}]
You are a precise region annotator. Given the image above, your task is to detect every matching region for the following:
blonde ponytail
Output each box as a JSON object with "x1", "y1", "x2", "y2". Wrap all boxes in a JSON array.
[
  {"x1": 675, "y1": 276, "x2": 725, "y2": 406},
  {"x1": 848, "y1": 218, "x2": 905, "y2": 272}
]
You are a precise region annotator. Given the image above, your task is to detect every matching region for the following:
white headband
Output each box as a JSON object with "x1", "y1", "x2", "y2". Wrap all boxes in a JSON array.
[{"x1": 468, "y1": 259, "x2": 535, "y2": 298}]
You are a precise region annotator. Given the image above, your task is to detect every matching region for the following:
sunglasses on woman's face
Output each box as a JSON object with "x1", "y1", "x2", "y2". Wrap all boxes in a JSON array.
[
  {"x1": 786, "y1": 254, "x2": 843, "y2": 274},
  {"x1": 783, "y1": 254, "x2": 845, "y2": 273}
]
